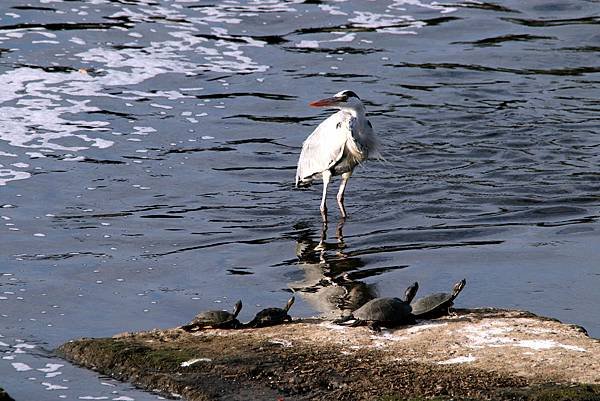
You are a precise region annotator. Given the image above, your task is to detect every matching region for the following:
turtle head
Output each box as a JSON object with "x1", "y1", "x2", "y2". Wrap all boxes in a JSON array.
[
  {"x1": 452, "y1": 279, "x2": 466, "y2": 298},
  {"x1": 404, "y1": 282, "x2": 419, "y2": 303},
  {"x1": 232, "y1": 300, "x2": 243, "y2": 317},
  {"x1": 284, "y1": 296, "x2": 295, "y2": 312}
]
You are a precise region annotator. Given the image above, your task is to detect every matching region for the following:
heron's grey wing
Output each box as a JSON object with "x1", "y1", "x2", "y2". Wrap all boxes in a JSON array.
[
  {"x1": 296, "y1": 114, "x2": 347, "y2": 185},
  {"x1": 363, "y1": 119, "x2": 382, "y2": 160},
  {"x1": 347, "y1": 118, "x2": 380, "y2": 160}
]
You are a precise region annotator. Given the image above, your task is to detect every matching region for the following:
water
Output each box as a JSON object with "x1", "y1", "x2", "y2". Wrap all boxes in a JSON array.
[{"x1": 1, "y1": 0, "x2": 599, "y2": 398}]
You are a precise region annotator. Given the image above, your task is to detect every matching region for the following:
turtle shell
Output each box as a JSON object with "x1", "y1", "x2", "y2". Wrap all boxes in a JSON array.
[
  {"x1": 353, "y1": 297, "x2": 413, "y2": 325},
  {"x1": 249, "y1": 308, "x2": 290, "y2": 327},
  {"x1": 192, "y1": 310, "x2": 237, "y2": 326},
  {"x1": 247, "y1": 296, "x2": 294, "y2": 328},
  {"x1": 410, "y1": 292, "x2": 454, "y2": 317},
  {"x1": 182, "y1": 300, "x2": 243, "y2": 331},
  {"x1": 411, "y1": 279, "x2": 466, "y2": 318}
]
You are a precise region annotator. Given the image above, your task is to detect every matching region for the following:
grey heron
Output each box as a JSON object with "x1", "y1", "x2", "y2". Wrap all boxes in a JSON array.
[{"x1": 295, "y1": 90, "x2": 379, "y2": 221}]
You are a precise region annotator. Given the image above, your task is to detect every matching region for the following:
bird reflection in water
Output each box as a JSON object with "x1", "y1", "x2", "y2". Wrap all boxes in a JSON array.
[{"x1": 291, "y1": 218, "x2": 377, "y2": 319}]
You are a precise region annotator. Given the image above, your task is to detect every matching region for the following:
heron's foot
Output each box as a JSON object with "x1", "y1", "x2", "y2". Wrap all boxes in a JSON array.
[{"x1": 336, "y1": 217, "x2": 345, "y2": 242}]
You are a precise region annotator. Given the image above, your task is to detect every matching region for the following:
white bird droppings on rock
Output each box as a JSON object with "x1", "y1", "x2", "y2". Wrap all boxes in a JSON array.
[
  {"x1": 180, "y1": 357, "x2": 212, "y2": 367},
  {"x1": 270, "y1": 339, "x2": 293, "y2": 347},
  {"x1": 515, "y1": 339, "x2": 586, "y2": 352},
  {"x1": 438, "y1": 354, "x2": 477, "y2": 364}
]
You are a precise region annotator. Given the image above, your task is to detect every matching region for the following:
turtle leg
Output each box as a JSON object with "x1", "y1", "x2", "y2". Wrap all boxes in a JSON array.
[
  {"x1": 368, "y1": 322, "x2": 382, "y2": 332},
  {"x1": 348, "y1": 319, "x2": 364, "y2": 328},
  {"x1": 180, "y1": 323, "x2": 200, "y2": 332},
  {"x1": 333, "y1": 315, "x2": 353, "y2": 325},
  {"x1": 245, "y1": 319, "x2": 258, "y2": 329}
]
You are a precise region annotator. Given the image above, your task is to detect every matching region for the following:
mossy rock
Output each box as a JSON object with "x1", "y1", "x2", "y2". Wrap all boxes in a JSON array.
[
  {"x1": 56, "y1": 314, "x2": 600, "y2": 401},
  {"x1": 501, "y1": 384, "x2": 600, "y2": 401}
]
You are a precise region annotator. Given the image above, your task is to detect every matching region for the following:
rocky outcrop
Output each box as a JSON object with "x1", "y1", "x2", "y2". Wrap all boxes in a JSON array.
[{"x1": 57, "y1": 309, "x2": 600, "y2": 401}]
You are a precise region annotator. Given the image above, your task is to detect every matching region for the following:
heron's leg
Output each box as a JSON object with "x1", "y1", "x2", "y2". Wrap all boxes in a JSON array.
[
  {"x1": 336, "y1": 217, "x2": 345, "y2": 248},
  {"x1": 315, "y1": 220, "x2": 327, "y2": 251},
  {"x1": 320, "y1": 170, "x2": 331, "y2": 222},
  {"x1": 337, "y1": 172, "x2": 352, "y2": 218}
]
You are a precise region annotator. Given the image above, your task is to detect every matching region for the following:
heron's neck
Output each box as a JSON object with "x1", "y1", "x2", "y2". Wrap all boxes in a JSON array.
[{"x1": 338, "y1": 103, "x2": 365, "y2": 119}]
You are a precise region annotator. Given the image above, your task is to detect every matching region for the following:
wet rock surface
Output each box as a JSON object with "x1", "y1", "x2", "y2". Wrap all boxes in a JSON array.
[
  {"x1": 57, "y1": 309, "x2": 600, "y2": 401},
  {"x1": 0, "y1": 388, "x2": 15, "y2": 401}
]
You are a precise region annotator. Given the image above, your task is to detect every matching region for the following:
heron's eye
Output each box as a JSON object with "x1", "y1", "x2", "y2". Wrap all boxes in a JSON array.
[{"x1": 341, "y1": 90, "x2": 360, "y2": 100}]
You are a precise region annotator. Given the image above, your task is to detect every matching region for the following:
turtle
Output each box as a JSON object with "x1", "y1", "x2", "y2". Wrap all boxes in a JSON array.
[
  {"x1": 245, "y1": 296, "x2": 295, "y2": 328},
  {"x1": 180, "y1": 300, "x2": 242, "y2": 332},
  {"x1": 336, "y1": 282, "x2": 419, "y2": 331},
  {"x1": 411, "y1": 279, "x2": 466, "y2": 319}
]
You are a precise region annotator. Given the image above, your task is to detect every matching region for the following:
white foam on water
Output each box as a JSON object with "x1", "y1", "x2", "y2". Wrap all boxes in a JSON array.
[
  {"x1": 12, "y1": 362, "x2": 33, "y2": 371},
  {"x1": 70, "y1": 37, "x2": 86, "y2": 45},
  {"x1": 14, "y1": 343, "x2": 36, "y2": 349},
  {"x1": 0, "y1": 1, "x2": 270, "y2": 188},
  {"x1": 77, "y1": 29, "x2": 267, "y2": 77},
  {"x1": 296, "y1": 40, "x2": 319, "y2": 48},
  {"x1": 0, "y1": 66, "x2": 115, "y2": 185},
  {"x1": 37, "y1": 363, "x2": 64, "y2": 373},
  {"x1": 42, "y1": 382, "x2": 69, "y2": 390},
  {"x1": 150, "y1": 103, "x2": 173, "y2": 110},
  {"x1": 399, "y1": 0, "x2": 457, "y2": 14},
  {"x1": 319, "y1": 4, "x2": 347, "y2": 16},
  {"x1": 349, "y1": 10, "x2": 425, "y2": 34},
  {"x1": 330, "y1": 33, "x2": 356, "y2": 42},
  {"x1": 0, "y1": 168, "x2": 31, "y2": 186}
]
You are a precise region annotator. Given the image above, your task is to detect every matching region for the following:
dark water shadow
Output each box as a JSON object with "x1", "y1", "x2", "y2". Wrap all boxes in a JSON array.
[{"x1": 290, "y1": 218, "x2": 383, "y2": 316}]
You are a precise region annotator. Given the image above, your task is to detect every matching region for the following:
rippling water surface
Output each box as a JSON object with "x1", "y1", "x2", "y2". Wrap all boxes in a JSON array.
[{"x1": 1, "y1": 0, "x2": 599, "y2": 399}]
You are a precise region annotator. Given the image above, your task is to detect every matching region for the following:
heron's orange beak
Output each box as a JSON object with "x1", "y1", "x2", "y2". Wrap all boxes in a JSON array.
[{"x1": 309, "y1": 97, "x2": 340, "y2": 108}]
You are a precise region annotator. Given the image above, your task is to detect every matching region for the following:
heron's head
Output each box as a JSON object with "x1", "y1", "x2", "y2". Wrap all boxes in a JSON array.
[{"x1": 309, "y1": 90, "x2": 363, "y2": 112}]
